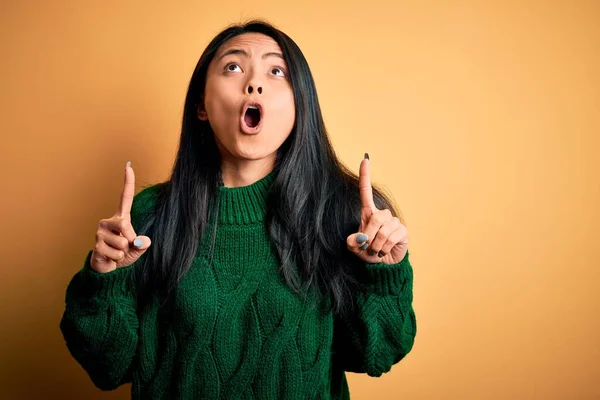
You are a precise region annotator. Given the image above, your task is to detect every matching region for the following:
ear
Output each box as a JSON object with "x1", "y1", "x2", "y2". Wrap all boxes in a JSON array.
[{"x1": 197, "y1": 104, "x2": 208, "y2": 121}]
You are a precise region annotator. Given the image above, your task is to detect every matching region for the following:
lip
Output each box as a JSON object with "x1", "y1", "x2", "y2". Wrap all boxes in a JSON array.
[{"x1": 240, "y1": 100, "x2": 264, "y2": 135}]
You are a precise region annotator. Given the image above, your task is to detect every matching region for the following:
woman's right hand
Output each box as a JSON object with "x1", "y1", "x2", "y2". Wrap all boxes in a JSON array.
[{"x1": 90, "y1": 162, "x2": 152, "y2": 273}]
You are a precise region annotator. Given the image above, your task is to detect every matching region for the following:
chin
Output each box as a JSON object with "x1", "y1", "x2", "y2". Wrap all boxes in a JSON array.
[
  {"x1": 234, "y1": 150, "x2": 273, "y2": 161},
  {"x1": 226, "y1": 143, "x2": 268, "y2": 160},
  {"x1": 236, "y1": 142, "x2": 279, "y2": 159},
  {"x1": 219, "y1": 132, "x2": 287, "y2": 162}
]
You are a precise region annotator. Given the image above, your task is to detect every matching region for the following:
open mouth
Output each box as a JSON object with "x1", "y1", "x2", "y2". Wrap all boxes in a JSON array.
[{"x1": 244, "y1": 105, "x2": 261, "y2": 128}]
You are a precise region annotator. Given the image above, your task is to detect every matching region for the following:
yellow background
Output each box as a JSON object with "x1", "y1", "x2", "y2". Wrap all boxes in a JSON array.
[{"x1": 1, "y1": 1, "x2": 598, "y2": 398}]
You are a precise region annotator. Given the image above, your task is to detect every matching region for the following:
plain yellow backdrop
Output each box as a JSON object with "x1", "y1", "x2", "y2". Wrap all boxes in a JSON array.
[{"x1": 1, "y1": 1, "x2": 598, "y2": 399}]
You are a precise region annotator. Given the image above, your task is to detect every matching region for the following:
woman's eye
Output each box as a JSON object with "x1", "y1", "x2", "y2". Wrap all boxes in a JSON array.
[
  {"x1": 226, "y1": 63, "x2": 242, "y2": 72},
  {"x1": 271, "y1": 67, "x2": 285, "y2": 77}
]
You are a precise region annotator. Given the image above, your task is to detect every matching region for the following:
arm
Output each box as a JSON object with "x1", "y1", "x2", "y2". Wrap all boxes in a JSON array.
[
  {"x1": 334, "y1": 252, "x2": 416, "y2": 377},
  {"x1": 59, "y1": 179, "x2": 158, "y2": 390},
  {"x1": 59, "y1": 256, "x2": 139, "y2": 390}
]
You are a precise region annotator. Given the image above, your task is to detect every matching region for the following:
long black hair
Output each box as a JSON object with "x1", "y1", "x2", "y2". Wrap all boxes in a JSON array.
[{"x1": 133, "y1": 20, "x2": 399, "y2": 314}]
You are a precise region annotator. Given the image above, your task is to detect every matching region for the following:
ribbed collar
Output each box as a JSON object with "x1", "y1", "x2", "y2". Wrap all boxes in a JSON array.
[{"x1": 217, "y1": 171, "x2": 274, "y2": 225}]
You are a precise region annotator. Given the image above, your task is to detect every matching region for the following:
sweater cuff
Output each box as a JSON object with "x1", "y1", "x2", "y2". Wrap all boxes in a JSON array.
[
  {"x1": 364, "y1": 251, "x2": 412, "y2": 296},
  {"x1": 70, "y1": 251, "x2": 136, "y2": 301}
]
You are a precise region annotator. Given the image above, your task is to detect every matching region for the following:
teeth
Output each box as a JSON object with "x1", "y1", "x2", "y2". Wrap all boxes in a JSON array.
[{"x1": 248, "y1": 106, "x2": 258, "y2": 110}]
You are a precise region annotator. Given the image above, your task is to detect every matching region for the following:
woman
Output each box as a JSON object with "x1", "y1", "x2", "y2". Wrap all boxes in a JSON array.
[{"x1": 60, "y1": 20, "x2": 416, "y2": 399}]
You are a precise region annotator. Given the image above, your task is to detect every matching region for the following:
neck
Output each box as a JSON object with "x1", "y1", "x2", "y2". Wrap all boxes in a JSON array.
[{"x1": 220, "y1": 156, "x2": 276, "y2": 188}]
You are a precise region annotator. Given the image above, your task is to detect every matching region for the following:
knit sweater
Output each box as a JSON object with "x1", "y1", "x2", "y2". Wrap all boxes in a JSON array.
[{"x1": 60, "y1": 172, "x2": 416, "y2": 399}]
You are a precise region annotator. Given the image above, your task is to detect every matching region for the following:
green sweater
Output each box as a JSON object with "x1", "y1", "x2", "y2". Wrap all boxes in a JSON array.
[{"x1": 60, "y1": 173, "x2": 416, "y2": 399}]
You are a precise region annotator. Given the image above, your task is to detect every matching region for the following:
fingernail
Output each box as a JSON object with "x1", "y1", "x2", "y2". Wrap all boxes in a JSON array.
[
  {"x1": 378, "y1": 251, "x2": 385, "y2": 258},
  {"x1": 368, "y1": 249, "x2": 377, "y2": 256},
  {"x1": 126, "y1": 161, "x2": 131, "y2": 168},
  {"x1": 360, "y1": 243, "x2": 369, "y2": 251},
  {"x1": 133, "y1": 238, "x2": 143, "y2": 248},
  {"x1": 356, "y1": 234, "x2": 368, "y2": 244},
  {"x1": 364, "y1": 153, "x2": 369, "y2": 160}
]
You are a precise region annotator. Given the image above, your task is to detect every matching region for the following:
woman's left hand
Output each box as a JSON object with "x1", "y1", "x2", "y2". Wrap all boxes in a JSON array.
[{"x1": 346, "y1": 155, "x2": 408, "y2": 265}]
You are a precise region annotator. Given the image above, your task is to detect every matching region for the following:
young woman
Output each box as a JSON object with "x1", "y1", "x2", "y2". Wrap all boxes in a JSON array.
[{"x1": 60, "y1": 20, "x2": 416, "y2": 399}]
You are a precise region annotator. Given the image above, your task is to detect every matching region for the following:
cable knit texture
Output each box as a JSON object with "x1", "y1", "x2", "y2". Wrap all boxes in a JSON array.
[{"x1": 60, "y1": 173, "x2": 417, "y2": 399}]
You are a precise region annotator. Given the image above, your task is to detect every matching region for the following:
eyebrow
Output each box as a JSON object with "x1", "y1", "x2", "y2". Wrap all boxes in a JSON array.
[{"x1": 217, "y1": 49, "x2": 285, "y2": 61}]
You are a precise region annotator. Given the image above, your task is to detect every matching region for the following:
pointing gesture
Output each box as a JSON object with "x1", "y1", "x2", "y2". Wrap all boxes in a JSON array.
[
  {"x1": 118, "y1": 161, "x2": 136, "y2": 218},
  {"x1": 347, "y1": 154, "x2": 408, "y2": 264},
  {"x1": 359, "y1": 153, "x2": 377, "y2": 212},
  {"x1": 90, "y1": 162, "x2": 152, "y2": 273}
]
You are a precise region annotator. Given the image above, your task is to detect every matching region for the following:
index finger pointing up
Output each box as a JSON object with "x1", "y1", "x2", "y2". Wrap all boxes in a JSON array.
[
  {"x1": 359, "y1": 153, "x2": 376, "y2": 210},
  {"x1": 117, "y1": 161, "x2": 135, "y2": 218}
]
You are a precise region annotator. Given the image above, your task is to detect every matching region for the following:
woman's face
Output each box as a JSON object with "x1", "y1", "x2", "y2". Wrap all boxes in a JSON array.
[{"x1": 199, "y1": 33, "x2": 295, "y2": 164}]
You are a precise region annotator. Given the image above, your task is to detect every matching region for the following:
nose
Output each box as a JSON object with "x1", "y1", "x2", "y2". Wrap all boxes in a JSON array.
[
  {"x1": 245, "y1": 68, "x2": 263, "y2": 95},
  {"x1": 246, "y1": 84, "x2": 263, "y2": 95}
]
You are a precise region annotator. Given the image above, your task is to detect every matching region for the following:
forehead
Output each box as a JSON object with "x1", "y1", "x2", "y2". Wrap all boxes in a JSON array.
[{"x1": 216, "y1": 33, "x2": 282, "y2": 57}]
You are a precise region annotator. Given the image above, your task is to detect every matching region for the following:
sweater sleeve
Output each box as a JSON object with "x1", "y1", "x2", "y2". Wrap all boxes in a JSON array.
[
  {"x1": 333, "y1": 251, "x2": 417, "y2": 377},
  {"x1": 59, "y1": 184, "x2": 159, "y2": 390}
]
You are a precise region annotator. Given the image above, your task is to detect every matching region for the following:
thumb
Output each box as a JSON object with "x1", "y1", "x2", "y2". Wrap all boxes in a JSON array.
[
  {"x1": 346, "y1": 232, "x2": 369, "y2": 253},
  {"x1": 116, "y1": 235, "x2": 152, "y2": 269},
  {"x1": 131, "y1": 235, "x2": 152, "y2": 253}
]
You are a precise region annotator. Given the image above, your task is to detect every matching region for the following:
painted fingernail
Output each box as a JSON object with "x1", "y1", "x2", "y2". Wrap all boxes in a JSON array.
[
  {"x1": 368, "y1": 249, "x2": 377, "y2": 256},
  {"x1": 364, "y1": 153, "x2": 369, "y2": 160},
  {"x1": 360, "y1": 243, "x2": 369, "y2": 251},
  {"x1": 126, "y1": 161, "x2": 131, "y2": 168},
  {"x1": 356, "y1": 234, "x2": 368, "y2": 244},
  {"x1": 133, "y1": 238, "x2": 143, "y2": 248},
  {"x1": 378, "y1": 251, "x2": 385, "y2": 258}
]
